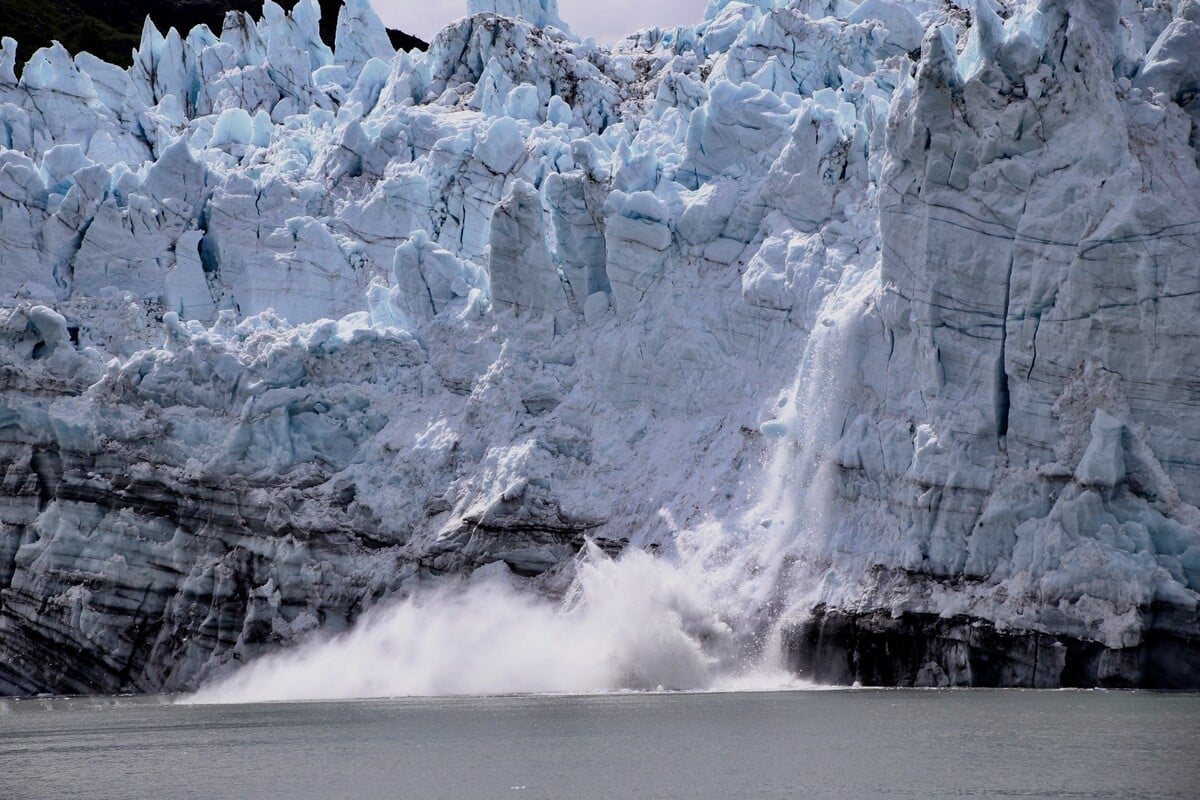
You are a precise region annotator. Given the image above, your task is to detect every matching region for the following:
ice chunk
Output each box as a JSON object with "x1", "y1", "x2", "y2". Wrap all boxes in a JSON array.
[
  {"x1": 475, "y1": 116, "x2": 526, "y2": 173},
  {"x1": 0, "y1": 36, "x2": 17, "y2": 85},
  {"x1": 547, "y1": 95, "x2": 572, "y2": 126},
  {"x1": 26, "y1": 305, "x2": 71, "y2": 353},
  {"x1": 762, "y1": 97, "x2": 864, "y2": 231},
  {"x1": 164, "y1": 231, "x2": 217, "y2": 321},
  {"x1": 603, "y1": 190, "x2": 672, "y2": 316},
  {"x1": 211, "y1": 108, "x2": 254, "y2": 147},
  {"x1": 39, "y1": 144, "x2": 93, "y2": 195},
  {"x1": 545, "y1": 172, "x2": 609, "y2": 301},
  {"x1": 504, "y1": 84, "x2": 541, "y2": 121},
  {"x1": 847, "y1": 0, "x2": 924, "y2": 52},
  {"x1": 251, "y1": 110, "x2": 273, "y2": 147},
  {"x1": 488, "y1": 179, "x2": 571, "y2": 327},
  {"x1": 682, "y1": 81, "x2": 793, "y2": 184},
  {"x1": 1075, "y1": 411, "x2": 1126, "y2": 489},
  {"x1": 1135, "y1": 16, "x2": 1200, "y2": 99},
  {"x1": 392, "y1": 230, "x2": 485, "y2": 321}
]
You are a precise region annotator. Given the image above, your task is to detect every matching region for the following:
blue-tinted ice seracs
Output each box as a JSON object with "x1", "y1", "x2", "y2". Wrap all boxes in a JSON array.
[{"x1": 1, "y1": 0, "x2": 1198, "y2": 694}]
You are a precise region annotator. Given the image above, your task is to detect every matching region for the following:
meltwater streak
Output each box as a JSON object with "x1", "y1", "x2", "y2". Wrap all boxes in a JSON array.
[{"x1": 189, "y1": 266, "x2": 877, "y2": 704}]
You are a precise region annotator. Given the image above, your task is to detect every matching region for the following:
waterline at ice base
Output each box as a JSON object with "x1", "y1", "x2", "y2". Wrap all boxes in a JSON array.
[{"x1": 1, "y1": 0, "x2": 1198, "y2": 699}]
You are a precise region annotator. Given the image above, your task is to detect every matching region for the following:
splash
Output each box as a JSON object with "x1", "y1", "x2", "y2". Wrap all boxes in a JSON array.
[
  {"x1": 188, "y1": 265, "x2": 877, "y2": 704},
  {"x1": 192, "y1": 547, "x2": 741, "y2": 703}
]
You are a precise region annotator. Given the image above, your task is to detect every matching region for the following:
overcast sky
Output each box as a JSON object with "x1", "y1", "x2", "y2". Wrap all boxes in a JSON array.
[{"x1": 372, "y1": 0, "x2": 708, "y2": 44}]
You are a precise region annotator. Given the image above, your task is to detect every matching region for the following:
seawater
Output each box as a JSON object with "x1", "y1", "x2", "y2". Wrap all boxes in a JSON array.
[{"x1": 2, "y1": 690, "x2": 1196, "y2": 799}]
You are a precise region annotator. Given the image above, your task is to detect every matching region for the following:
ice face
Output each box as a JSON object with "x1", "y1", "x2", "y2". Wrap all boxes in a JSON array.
[{"x1": 1, "y1": 0, "x2": 1198, "y2": 695}]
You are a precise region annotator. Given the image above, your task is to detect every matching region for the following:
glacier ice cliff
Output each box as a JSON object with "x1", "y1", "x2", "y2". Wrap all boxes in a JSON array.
[{"x1": 1, "y1": 0, "x2": 1198, "y2": 695}]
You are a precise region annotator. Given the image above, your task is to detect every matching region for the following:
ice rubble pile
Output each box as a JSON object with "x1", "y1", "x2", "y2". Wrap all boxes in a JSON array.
[{"x1": 1, "y1": 0, "x2": 1198, "y2": 693}]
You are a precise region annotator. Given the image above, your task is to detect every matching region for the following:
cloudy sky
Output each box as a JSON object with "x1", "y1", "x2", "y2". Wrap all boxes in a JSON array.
[{"x1": 371, "y1": 0, "x2": 709, "y2": 44}]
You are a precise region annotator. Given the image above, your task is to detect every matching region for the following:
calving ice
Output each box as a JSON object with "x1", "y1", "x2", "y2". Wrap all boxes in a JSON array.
[{"x1": 0, "y1": 0, "x2": 1197, "y2": 697}]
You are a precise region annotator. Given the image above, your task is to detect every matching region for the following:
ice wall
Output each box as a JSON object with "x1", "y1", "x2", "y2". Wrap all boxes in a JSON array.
[{"x1": 1, "y1": 0, "x2": 1198, "y2": 694}]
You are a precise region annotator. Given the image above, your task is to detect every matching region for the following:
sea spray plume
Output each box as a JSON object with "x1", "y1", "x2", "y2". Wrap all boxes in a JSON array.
[{"x1": 187, "y1": 544, "x2": 732, "y2": 702}]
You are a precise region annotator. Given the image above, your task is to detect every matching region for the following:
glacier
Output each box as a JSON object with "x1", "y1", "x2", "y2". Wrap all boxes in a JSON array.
[{"x1": 0, "y1": 0, "x2": 1198, "y2": 696}]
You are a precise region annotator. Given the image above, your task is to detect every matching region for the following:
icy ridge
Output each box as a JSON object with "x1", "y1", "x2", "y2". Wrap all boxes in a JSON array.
[{"x1": 1, "y1": 0, "x2": 1198, "y2": 693}]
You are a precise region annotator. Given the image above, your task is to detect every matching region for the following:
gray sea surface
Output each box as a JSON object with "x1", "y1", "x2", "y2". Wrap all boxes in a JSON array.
[{"x1": 1, "y1": 689, "x2": 1197, "y2": 799}]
